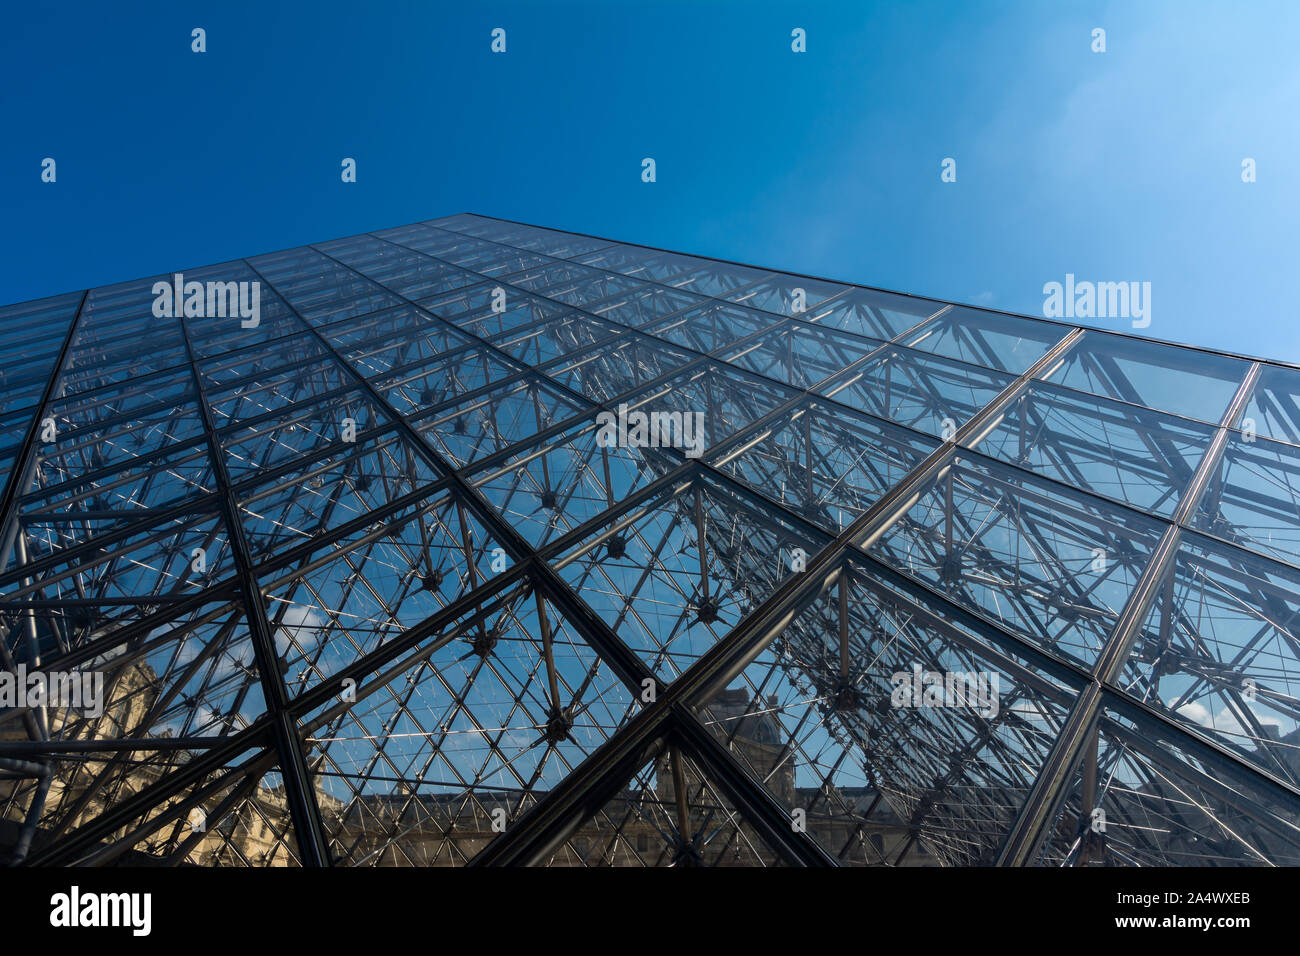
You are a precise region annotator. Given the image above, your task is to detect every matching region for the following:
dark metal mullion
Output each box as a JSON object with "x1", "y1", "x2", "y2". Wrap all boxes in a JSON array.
[
  {"x1": 669, "y1": 709, "x2": 834, "y2": 865},
  {"x1": 175, "y1": 297, "x2": 333, "y2": 867},
  {"x1": 0, "y1": 291, "x2": 89, "y2": 575}
]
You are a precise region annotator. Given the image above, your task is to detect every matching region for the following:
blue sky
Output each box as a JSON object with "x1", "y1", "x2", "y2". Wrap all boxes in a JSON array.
[{"x1": 2, "y1": 0, "x2": 1297, "y2": 361}]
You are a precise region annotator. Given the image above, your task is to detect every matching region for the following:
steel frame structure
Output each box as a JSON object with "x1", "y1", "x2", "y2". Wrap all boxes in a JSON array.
[{"x1": 3, "y1": 213, "x2": 1300, "y2": 866}]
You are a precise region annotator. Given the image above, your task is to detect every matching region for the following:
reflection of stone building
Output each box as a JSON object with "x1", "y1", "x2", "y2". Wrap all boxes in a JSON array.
[
  {"x1": 0, "y1": 653, "x2": 310, "y2": 866},
  {"x1": 3, "y1": 674, "x2": 931, "y2": 866},
  {"x1": 322, "y1": 687, "x2": 931, "y2": 867},
  {"x1": 2, "y1": 661, "x2": 161, "y2": 862},
  {"x1": 48, "y1": 662, "x2": 1294, "y2": 867},
  {"x1": 57, "y1": 667, "x2": 1296, "y2": 868},
  {"x1": 700, "y1": 688, "x2": 795, "y2": 805}
]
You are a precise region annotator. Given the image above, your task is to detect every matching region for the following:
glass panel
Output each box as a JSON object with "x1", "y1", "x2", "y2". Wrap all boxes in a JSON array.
[
  {"x1": 451, "y1": 221, "x2": 613, "y2": 259},
  {"x1": 805, "y1": 287, "x2": 946, "y2": 340},
  {"x1": 584, "y1": 282, "x2": 710, "y2": 328},
  {"x1": 642, "y1": 301, "x2": 776, "y2": 354},
  {"x1": 254, "y1": 488, "x2": 504, "y2": 689},
  {"x1": 217, "y1": 387, "x2": 390, "y2": 480},
  {"x1": 250, "y1": 249, "x2": 403, "y2": 326},
  {"x1": 469, "y1": 415, "x2": 684, "y2": 549},
  {"x1": 713, "y1": 395, "x2": 939, "y2": 533},
  {"x1": 38, "y1": 366, "x2": 206, "y2": 475},
  {"x1": 669, "y1": 261, "x2": 776, "y2": 300},
  {"x1": 0, "y1": 600, "x2": 262, "y2": 743},
  {"x1": 866, "y1": 451, "x2": 1168, "y2": 669},
  {"x1": 58, "y1": 279, "x2": 190, "y2": 396},
  {"x1": 15, "y1": 439, "x2": 215, "y2": 542},
  {"x1": 1191, "y1": 432, "x2": 1300, "y2": 567},
  {"x1": 376, "y1": 222, "x2": 501, "y2": 259},
  {"x1": 0, "y1": 292, "x2": 81, "y2": 414},
  {"x1": 203, "y1": 339, "x2": 355, "y2": 427},
  {"x1": 4, "y1": 750, "x2": 299, "y2": 866},
  {"x1": 905, "y1": 306, "x2": 1066, "y2": 374},
  {"x1": 502, "y1": 260, "x2": 608, "y2": 296},
  {"x1": 718, "y1": 321, "x2": 885, "y2": 390},
  {"x1": 370, "y1": 347, "x2": 525, "y2": 416},
  {"x1": 164, "y1": 763, "x2": 301, "y2": 867},
  {"x1": 573, "y1": 243, "x2": 672, "y2": 275},
  {"x1": 413, "y1": 374, "x2": 592, "y2": 471},
  {"x1": 0, "y1": 508, "x2": 237, "y2": 652},
  {"x1": 540, "y1": 331, "x2": 697, "y2": 403},
  {"x1": 819, "y1": 344, "x2": 1014, "y2": 440},
  {"x1": 1038, "y1": 330, "x2": 1248, "y2": 424},
  {"x1": 320, "y1": 234, "x2": 485, "y2": 299},
  {"x1": 620, "y1": 360, "x2": 800, "y2": 455},
  {"x1": 200, "y1": 326, "x2": 333, "y2": 387},
  {"x1": 180, "y1": 260, "x2": 306, "y2": 358},
  {"x1": 723, "y1": 274, "x2": 849, "y2": 318},
  {"x1": 688, "y1": 559, "x2": 1079, "y2": 865},
  {"x1": 1239, "y1": 363, "x2": 1300, "y2": 447},
  {"x1": 972, "y1": 380, "x2": 1215, "y2": 518},
  {"x1": 487, "y1": 311, "x2": 622, "y2": 366},
  {"x1": 1037, "y1": 705, "x2": 1300, "y2": 866},
  {"x1": 603, "y1": 249, "x2": 714, "y2": 286},
  {"x1": 323, "y1": 306, "x2": 480, "y2": 377},
  {"x1": 419, "y1": 281, "x2": 570, "y2": 339},
  {"x1": 445, "y1": 245, "x2": 555, "y2": 278},
  {"x1": 549, "y1": 473, "x2": 831, "y2": 681},
  {"x1": 233, "y1": 427, "x2": 440, "y2": 561},
  {"x1": 1117, "y1": 530, "x2": 1300, "y2": 787}
]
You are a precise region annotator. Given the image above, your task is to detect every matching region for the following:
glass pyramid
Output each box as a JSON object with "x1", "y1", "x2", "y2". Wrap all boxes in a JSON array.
[{"x1": 2, "y1": 213, "x2": 1299, "y2": 867}]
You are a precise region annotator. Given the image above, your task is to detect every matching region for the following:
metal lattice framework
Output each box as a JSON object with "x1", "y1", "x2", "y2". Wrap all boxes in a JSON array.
[{"x1": 3, "y1": 213, "x2": 1300, "y2": 867}]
